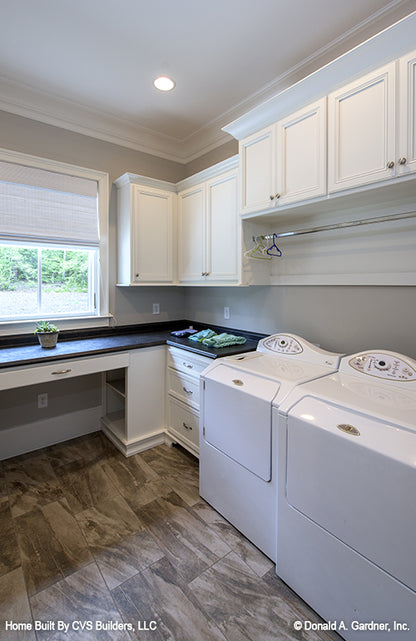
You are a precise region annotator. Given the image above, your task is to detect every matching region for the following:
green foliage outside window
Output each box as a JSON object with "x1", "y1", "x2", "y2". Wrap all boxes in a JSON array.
[{"x1": 0, "y1": 246, "x2": 88, "y2": 292}]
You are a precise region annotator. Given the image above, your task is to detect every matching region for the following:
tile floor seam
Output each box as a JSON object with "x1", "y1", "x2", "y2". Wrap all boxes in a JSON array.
[{"x1": 0, "y1": 435, "x2": 343, "y2": 641}]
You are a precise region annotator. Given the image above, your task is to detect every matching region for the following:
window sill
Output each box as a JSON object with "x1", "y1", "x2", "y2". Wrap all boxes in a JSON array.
[{"x1": 0, "y1": 314, "x2": 113, "y2": 337}]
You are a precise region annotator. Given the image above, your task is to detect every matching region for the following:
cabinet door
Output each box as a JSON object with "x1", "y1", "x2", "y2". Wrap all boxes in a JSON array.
[
  {"x1": 132, "y1": 185, "x2": 174, "y2": 282},
  {"x1": 178, "y1": 184, "x2": 206, "y2": 282},
  {"x1": 399, "y1": 50, "x2": 416, "y2": 175},
  {"x1": 240, "y1": 125, "x2": 276, "y2": 215},
  {"x1": 328, "y1": 62, "x2": 396, "y2": 192},
  {"x1": 126, "y1": 347, "x2": 165, "y2": 443},
  {"x1": 276, "y1": 98, "x2": 327, "y2": 205},
  {"x1": 206, "y1": 170, "x2": 239, "y2": 283}
]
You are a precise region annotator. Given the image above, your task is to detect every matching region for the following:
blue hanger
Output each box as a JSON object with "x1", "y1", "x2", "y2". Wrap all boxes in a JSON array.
[{"x1": 266, "y1": 233, "x2": 282, "y2": 257}]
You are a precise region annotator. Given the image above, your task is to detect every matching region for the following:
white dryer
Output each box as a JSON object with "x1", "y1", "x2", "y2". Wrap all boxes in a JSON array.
[
  {"x1": 199, "y1": 333, "x2": 341, "y2": 561},
  {"x1": 276, "y1": 349, "x2": 416, "y2": 640}
]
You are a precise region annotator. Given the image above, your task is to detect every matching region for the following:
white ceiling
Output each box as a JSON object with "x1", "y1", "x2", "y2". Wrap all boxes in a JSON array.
[{"x1": 0, "y1": 0, "x2": 415, "y2": 163}]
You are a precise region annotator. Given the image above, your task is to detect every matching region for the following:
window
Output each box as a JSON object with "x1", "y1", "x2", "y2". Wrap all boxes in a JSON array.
[{"x1": 0, "y1": 149, "x2": 108, "y2": 327}]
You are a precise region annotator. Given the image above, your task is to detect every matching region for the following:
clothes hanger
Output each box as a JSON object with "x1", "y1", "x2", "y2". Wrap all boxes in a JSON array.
[
  {"x1": 266, "y1": 233, "x2": 282, "y2": 257},
  {"x1": 245, "y1": 235, "x2": 272, "y2": 260}
]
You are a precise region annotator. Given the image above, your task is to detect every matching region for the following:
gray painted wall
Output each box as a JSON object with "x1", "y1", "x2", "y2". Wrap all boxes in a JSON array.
[
  {"x1": 182, "y1": 286, "x2": 416, "y2": 359},
  {"x1": 1, "y1": 109, "x2": 415, "y2": 362}
]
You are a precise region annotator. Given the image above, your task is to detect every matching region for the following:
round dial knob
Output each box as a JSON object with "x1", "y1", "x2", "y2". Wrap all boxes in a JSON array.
[{"x1": 374, "y1": 359, "x2": 391, "y2": 371}]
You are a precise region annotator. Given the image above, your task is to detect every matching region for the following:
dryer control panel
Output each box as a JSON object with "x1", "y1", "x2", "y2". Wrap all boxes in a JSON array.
[
  {"x1": 257, "y1": 333, "x2": 342, "y2": 368},
  {"x1": 260, "y1": 335, "x2": 303, "y2": 354},
  {"x1": 347, "y1": 352, "x2": 416, "y2": 382}
]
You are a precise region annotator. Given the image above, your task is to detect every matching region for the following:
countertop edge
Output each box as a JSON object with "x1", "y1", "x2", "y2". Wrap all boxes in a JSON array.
[{"x1": 0, "y1": 321, "x2": 263, "y2": 370}]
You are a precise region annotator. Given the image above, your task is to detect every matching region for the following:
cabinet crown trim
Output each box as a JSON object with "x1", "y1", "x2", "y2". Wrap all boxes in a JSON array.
[
  {"x1": 114, "y1": 173, "x2": 177, "y2": 192},
  {"x1": 175, "y1": 155, "x2": 238, "y2": 191},
  {"x1": 115, "y1": 155, "x2": 238, "y2": 193}
]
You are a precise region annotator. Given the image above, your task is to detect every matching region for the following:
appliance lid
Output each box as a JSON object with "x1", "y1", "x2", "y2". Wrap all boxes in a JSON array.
[{"x1": 278, "y1": 367, "x2": 416, "y2": 428}]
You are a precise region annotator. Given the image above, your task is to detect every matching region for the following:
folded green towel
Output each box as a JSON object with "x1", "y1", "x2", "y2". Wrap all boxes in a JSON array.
[
  {"x1": 202, "y1": 333, "x2": 247, "y2": 348},
  {"x1": 188, "y1": 328, "x2": 217, "y2": 342}
]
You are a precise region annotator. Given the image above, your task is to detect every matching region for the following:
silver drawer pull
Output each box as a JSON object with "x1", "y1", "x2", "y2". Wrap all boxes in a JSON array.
[
  {"x1": 182, "y1": 422, "x2": 193, "y2": 431},
  {"x1": 51, "y1": 369, "x2": 72, "y2": 375},
  {"x1": 182, "y1": 387, "x2": 193, "y2": 395},
  {"x1": 183, "y1": 362, "x2": 193, "y2": 369}
]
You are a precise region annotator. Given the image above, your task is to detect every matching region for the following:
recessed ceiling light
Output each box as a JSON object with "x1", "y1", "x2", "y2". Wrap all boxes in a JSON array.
[{"x1": 153, "y1": 76, "x2": 175, "y2": 92}]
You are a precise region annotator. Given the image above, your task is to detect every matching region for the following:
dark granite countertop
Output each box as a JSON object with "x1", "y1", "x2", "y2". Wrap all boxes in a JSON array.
[{"x1": 0, "y1": 321, "x2": 263, "y2": 369}]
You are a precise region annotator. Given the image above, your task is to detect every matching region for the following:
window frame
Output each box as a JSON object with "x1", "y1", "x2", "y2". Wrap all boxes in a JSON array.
[{"x1": 0, "y1": 147, "x2": 110, "y2": 335}]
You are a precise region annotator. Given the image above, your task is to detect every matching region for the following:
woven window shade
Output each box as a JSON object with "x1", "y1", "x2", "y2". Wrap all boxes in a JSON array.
[{"x1": 0, "y1": 161, "x2": 99, "y2": 246}]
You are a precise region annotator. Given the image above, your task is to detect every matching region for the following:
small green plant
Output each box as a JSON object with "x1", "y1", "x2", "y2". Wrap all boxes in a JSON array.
[{"x1": 35, "y1": 321, "x2": 58, "y2": 334}]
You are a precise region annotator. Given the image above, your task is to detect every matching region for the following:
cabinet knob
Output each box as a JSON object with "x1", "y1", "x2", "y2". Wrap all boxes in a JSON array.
[
  {"x1": 275, "y1": 193, "x2": 280, "y2": 200},
  {"x1": 398, "y1": 157, "x2": 407, "y2": 165},
  {"x1": 387, "y1": 161, "x2": 395, "y2": 169},
  {"x1": 135, "y1": 273, "x2": 139, "y2": 278},
  {"x1": 269, "y1": 195, "x2": 274, "y2": 201}
]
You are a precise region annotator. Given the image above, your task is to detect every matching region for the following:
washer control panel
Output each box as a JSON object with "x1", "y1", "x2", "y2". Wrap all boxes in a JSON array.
[
  {"x1": 348, "y1": 352, "x2": 416, "y2": 381},
  {"x1": 260, "y1": 334, "x2": 303, "y2": 354}
]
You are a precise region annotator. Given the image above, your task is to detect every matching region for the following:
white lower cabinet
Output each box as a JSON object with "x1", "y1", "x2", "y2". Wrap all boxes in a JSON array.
[
  {"x1": 167, "y1": 396, "x2": 199, "y2": 454},
  {"x1": 166, "y1": 346, "x2": 212, "y2": 457},
  {"x1": 102, "y1": 346, "x2": 166, "y2": 456}
]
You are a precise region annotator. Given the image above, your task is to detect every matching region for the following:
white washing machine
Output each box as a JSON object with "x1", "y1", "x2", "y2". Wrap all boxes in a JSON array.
[
  {"x1": 276, "y1": 349, "x2": 416, "y2": 640},
  {"x1": 199, "y1": 333, "x2": 341, "y2": 561}
]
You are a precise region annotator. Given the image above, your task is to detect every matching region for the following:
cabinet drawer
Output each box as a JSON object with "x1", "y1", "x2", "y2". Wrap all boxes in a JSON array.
[
  {"x1": 0, "y1": 352, "x2": 130, "y2": 392},
  {"x1": 167, "y1": 396, "x2": 199, "y2": 448},
  {"x1": 167, "y1": 346, "x2": 211, "y2": 377},
  {"x1": 167, "y1": 369, "x2": 200, "y2": 408}
]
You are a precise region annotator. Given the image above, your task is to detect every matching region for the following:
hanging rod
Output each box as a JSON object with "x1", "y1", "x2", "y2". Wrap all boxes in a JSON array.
[{"x1": 252, "y1": 211, "x2": 416, "y2": 241}]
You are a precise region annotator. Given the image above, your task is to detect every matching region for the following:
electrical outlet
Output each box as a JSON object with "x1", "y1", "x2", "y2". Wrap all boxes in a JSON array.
[
  {"x1": 38, "y1": 393, "x2": 48, "y2": 409},
  {"x1": 152, "y1": 303, "x2": 160, "y2": 315},
  {"x1": 224, "y1": 307, "x2": 230, "y2": 320}
]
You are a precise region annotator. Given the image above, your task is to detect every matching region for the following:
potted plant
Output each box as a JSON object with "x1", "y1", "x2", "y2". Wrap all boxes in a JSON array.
[{"x1": 35, "y1": 321, "x2": 59, "y2": 349}]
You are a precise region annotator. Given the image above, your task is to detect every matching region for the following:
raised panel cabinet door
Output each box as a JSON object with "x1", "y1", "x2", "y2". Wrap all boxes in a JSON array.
[
  {"x1": 328, "y1": 62, "x2": 396, "y2": 193},
  {"x1": 240, "y1": 125, "x2": 276, "y2": 215},
  {"x1": 276, "y1": 98, "x2": 327, "y2": 205},
  {"x1": 132, "y1": 185, "x2": 174, "y2": 282},
  {"x1": 399, "y1": 50, "x2": 416, "y2": 176},
  {"x1": 206, "y1": 170, "x2": 239, "y2": 283},
  {"x1": 178, "y1": 184, "x2": 206, "y2": 282}
]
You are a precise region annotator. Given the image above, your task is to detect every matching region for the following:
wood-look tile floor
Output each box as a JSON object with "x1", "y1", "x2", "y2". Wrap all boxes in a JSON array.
[{"x1": 0, "y1": 433, "x2": 343, "y2": 641}]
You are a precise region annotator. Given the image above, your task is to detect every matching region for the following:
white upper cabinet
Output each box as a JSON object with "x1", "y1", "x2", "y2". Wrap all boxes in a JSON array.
[
  {"x1": 328, "y1": 63, "x2": 396, "y2": 192},
  {"x1": 240, "y1": 125, "x2": 276, "y2": 215},
  {"x1": 399, "y1": 49, "x2": 416, "y2": 176},
  {"x1": 115, "y1": 176, "x2": 175, "y2": 285},
  {"x1": 206, "y1": 170, "x2": 238, "y2": 282},
  {"x1": 178, "y1": 184, "x2": 206, "y2": 282},
  {"x1": 240, "y1": 98, "x2": 327, "y2": 215},
  {"x1": 178, "y1": 164, "x2": 239, "y2": 284},
  {"x1": 276, "y1": 98, "x2": 327, "y2": 205}
]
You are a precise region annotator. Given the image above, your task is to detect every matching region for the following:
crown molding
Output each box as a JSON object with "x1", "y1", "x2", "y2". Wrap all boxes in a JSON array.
[
  {"x1": 0, "y1": 2, "x2": 414, "y2": 164},
  {"x1": 223, "y1": 9, "x2": 416, "y2": 140}
]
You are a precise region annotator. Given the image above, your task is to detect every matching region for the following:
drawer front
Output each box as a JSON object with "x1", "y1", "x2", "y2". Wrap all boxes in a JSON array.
[
  {"x1": 0, "y1": 352, "x2": 130, "y2": 391},
  {"x1": 167, "y1": 346, "x2": 211, "y2": 377},
  {"x1": 167, "y1": 369, "x2": 200, "y2": 408},
  {"x1": 167, "y1": 396, "x2": 199, "y2": 447}
]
